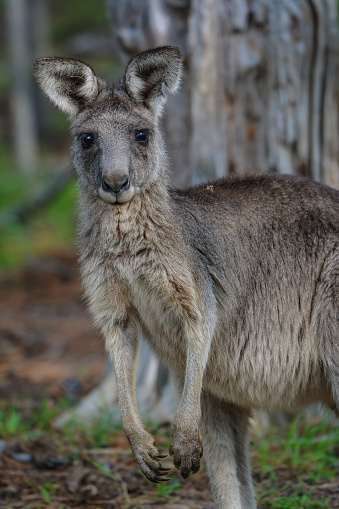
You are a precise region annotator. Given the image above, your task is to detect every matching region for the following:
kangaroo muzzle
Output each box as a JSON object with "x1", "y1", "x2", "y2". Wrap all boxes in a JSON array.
[{"x1": 98, "y1": 173, "x2": 134, "y2": 204}]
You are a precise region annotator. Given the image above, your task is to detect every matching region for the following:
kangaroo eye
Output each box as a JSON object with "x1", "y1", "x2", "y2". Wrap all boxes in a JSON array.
[
  {"x1": 135, "y1": 130, "x2": 150, "y2": 144},
  {"x1": 80, "y1": 133, "x2": 94, "y2": 148}
]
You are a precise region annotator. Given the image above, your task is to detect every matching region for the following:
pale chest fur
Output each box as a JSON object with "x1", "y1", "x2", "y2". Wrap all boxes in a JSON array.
[{"x1": 79, "y1": 191, "x2": 200, "y2": 374}]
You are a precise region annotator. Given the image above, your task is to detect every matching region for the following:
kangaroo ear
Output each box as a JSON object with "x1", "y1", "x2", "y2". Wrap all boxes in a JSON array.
[
  {"x1": 34, "y1": 57, "x2": 99, "y2": 116},
  {"x1": 124, "y1": 46, "x2": 183, "y2": 116}
]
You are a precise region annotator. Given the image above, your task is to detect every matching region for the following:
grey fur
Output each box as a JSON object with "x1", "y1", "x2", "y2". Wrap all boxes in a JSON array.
[{"x1": 34, "y1": 46, "x2": 339, "y2": 509}]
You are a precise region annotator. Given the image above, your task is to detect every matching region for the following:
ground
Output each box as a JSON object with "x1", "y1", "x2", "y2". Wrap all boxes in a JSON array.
[{"x1": 0, "y1": 252, "x2": 338, "y2": 509}]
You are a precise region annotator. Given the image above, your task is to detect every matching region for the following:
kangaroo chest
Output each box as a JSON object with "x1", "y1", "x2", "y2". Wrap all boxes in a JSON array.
[
  {"x1": 132, "y1": 281, "x2": 188, "y2": 374},
  {"x1": 112, "y1": 248, "x2": 192, "y2": 374}
]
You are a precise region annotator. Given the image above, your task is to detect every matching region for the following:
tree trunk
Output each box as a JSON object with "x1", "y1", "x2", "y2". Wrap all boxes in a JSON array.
[
  {"x1": 108, "y1": 0, "x2": 339, "y2": 187},
  {"x1": 5, "y1": 0, "x2": 39, "y2": 174},
  {"x1": 59, "y1": 0, "x2": 338, "y2": 425}
]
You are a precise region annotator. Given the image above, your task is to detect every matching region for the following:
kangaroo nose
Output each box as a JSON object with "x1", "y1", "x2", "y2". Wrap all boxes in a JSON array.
[{"x1": 102, "y1": 175, "x2": 130, "y2": 194}]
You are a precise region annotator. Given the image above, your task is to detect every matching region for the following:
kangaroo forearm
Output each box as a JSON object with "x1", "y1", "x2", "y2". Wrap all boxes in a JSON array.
[
  {"x1": 105, "y1": 320, "x2": 142, "y2": 430},
  {"x1": 178, "y1": 341, "x2": 208, "y2": 418},
  {"x1": 105, "y1": 325, "x2": 168, "y2": 483}
]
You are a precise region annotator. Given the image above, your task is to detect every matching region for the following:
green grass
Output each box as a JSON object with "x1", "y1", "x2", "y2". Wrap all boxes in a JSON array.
[
  {"x1": 253, "y1": 414, "x2": 339, "y2": 508},
  {"x1": 0, "y1": 398, "x2": 122, "y2": 449},
  {"x1": 1, "y1": 396, "x2": 338, "y2": 507},
  {"x1": 255, "y1": 414, "x2": 339, "y2": 479},
  {"x1": 156, "y1": 479, "x2": 182, "y2": 499},
  {"x1": 62, "y1": 410, "x2": 124, "y2": 450},
  {"x1": 258, "y1": 491, "x2": 334, "y2": 508},
  {"x1": 38, "y1": 482, "x2": 57, "y2": 504},
  {"x1": 0, "y1": 398, "x2": 71, "y2": 439}
]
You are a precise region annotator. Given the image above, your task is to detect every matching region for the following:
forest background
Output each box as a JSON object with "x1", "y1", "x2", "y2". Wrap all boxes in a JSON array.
[{"x1": 0, "y1": 1, "x2": 339, "y2": 508}]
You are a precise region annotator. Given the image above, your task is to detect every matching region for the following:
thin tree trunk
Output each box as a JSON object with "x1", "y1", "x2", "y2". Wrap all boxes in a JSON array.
[{"x1": 6, "y1": 0, "x2": 39, "y2": 174}]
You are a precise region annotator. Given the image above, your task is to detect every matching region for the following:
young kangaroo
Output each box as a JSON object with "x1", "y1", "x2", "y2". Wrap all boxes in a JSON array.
[{"x1": 35, "y1": 46, "x2": 339, "y2": 509}]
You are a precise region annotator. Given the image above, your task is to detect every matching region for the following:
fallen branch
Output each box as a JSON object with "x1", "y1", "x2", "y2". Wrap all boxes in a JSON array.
[{"x1": 0, "y1": 165, "x2": 75, "y2": 231}]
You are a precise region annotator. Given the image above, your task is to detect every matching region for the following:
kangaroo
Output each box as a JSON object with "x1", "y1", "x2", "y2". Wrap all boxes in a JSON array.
[{"x1": 34, "y1": 46, "x2": 339, "y2": 509}]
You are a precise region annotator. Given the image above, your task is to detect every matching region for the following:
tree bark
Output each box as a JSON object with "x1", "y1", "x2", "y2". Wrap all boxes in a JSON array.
[
  {"x1": 5, "y1": 0, "x2": 39, "y2": 174},
  {"x1": 108, "y1": 0, "x2": 339, "y2": 187}
]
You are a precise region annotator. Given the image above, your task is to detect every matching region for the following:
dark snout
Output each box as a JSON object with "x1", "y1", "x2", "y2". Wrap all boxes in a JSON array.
[
  {"x1": 98, "y1": 172, "x2": 136, "y2": 204},
  {"x1": 102, "y1": 174, "x2": 130, "y2": 194}
]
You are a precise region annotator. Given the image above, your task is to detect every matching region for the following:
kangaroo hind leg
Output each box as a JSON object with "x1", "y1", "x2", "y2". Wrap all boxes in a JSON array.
[
  {"x1": 200, "y1": 393, "x2": 256, "y2": 509},
  {"x1": 315, "y1": 247, "x2": 339, "y2": 415},
  {"x1": 319, "y1": 310, "x2": 339, "y2": 416}
]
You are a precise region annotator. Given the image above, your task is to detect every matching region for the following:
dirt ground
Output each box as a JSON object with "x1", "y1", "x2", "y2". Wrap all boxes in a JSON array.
[{"x1": 0, "y1": 252, "x2": 338, "y2": 509}]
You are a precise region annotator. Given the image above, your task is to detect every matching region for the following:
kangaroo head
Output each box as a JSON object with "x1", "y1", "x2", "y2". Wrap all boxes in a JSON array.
[{"x1": 34, "y1": 47, "x2": 183, "y2": 204}]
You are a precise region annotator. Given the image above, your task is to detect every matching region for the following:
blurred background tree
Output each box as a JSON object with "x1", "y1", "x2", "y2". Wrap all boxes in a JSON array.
[
  {"x1": 1, "y1": 0, "x2": 338, "y2": 267},
  {"x1": 0, "y1": 0, "x2": 338, "y2": 425},
  {"x1": 0, "y1": 0, "x2": 120, "y2": 267},
  {"x1": 109, "y1": 0, "x2": 339, "y2": 188}
]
